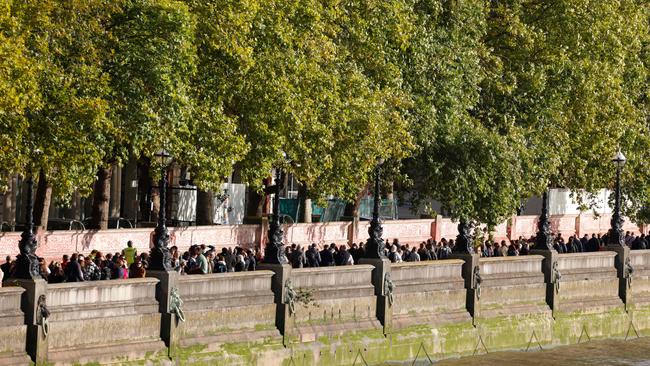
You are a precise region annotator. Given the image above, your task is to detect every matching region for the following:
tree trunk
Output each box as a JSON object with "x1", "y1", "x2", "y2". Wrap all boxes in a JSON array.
[
  {"x1": 344, "y1": 184, "x2": 369, "y2": 220},
  {"x1": 137, "y1": 158, "x2": 151, "y2": 222},
  {"x1": 298, "y1": 184, "x2": 312, "y2": 223},
  {"x1": 90, "y1": 166, "x2": 112, "y2": 230},
  {"x1": 344, "y1": 185, "x2": 370, "y2": 245},
  {"x1": 33, "y1": 169, "x2": 52, "y2": 231},
  {"x1": 245, "y1": 185, "x2": 265, "y2": 218},
  {"x1": 196, "y1": 189, "x2": 214, "y2": 225}
]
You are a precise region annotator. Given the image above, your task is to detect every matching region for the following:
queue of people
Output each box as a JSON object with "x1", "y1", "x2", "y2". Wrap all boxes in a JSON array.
[{"x1": 1, "y1": 230, "x2": 648, "y2": 283}]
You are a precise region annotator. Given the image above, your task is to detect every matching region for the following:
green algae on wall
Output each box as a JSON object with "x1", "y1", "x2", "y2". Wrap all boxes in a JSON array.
[{"x1": 552, "y1": 308, "x2": 630, "y2": 345}]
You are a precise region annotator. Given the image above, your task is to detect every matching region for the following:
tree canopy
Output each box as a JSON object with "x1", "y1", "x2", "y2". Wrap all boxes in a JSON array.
[{"x1": 1, "y1": 0, "x2": 649, "y2": 226}]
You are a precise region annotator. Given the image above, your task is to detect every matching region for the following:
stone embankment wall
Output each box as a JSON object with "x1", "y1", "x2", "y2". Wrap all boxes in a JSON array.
[
  {"x1": 0, "y1": 287, "x2": 29, "y2": 365},
  {"x1": 44, "y1": 278, "x2": 166, "y2": 364},
  {"x1": 2, "y1": 249, "x2": 650, "y2": 365},
  {"x1": 0, "y1": 215, "x2": 644, "y2": 262}
]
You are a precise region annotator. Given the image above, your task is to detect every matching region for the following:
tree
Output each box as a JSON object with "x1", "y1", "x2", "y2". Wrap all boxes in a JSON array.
[
  {"x1": 401, "y1": 0, "x2": 533, "y2": 228},
  {"x1": 480, "y1": 0, "x2": 650, "y2": 218},
  {"x1": 404, "y1": 0, "x2": 650, "y2": 231},
  {"x1": 188, "y1": 0, "x2": 414, "y2": 220},
  {"x1": 4, "y1": 0, "x2": 113, "y2": 230},
  {"x1": 0, "y1": 0, "x2": 39, "y2": 192}
]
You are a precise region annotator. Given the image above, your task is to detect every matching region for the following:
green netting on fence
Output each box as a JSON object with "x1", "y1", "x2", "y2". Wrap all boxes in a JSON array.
[
  {"x1": 279, "y1": 198, "x2": 348, "y2": 222},
  {"x1": 279, "y1": 198, "x2": 397, "y2": 222},
  {"x1": 359, "y1": 198, "x2": 398, "y2": 220}
]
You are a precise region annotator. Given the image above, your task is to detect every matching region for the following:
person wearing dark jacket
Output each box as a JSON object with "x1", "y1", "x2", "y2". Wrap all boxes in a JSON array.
[
  {"x1": 586, "y1": 234, "x2": 600, "y2": 252},
  {"x1": 290, "y1": 245, "x2": 306, "y2": 268},
  {"x1": 632, "y1": 234, "x2": 648, "y2": 250},
  {"x1": 320, "y1": 245, "x2": 335, "y2": 266},
  {"x1": 418, "y1": 243, "x2": 432, "y2": 261},
  {"x1": 65, "y1": 254, "x2": 84, "y2": 282},
  {"x1": 306, "y1": 244, "x2": 321, "y2": 267},
  {"x1": 247, "y1": 250, "x2": 257, "y2": 271},
  {"x1": 334, "y1": 245, "x2": 352, "y2": 266}
]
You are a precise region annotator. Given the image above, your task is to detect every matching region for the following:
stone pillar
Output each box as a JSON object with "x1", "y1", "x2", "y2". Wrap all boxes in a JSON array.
[
  {"x1": 14, "y1": 278, "x2": 48, "y2": 364},
  {"x1": 347, "y1": 217, "x2": 359, "y2": 245},
  {"x1": 508, "y1": 214, "x2": 517, "y2": 240},
  {"x1": 109, "y1": 164, "x2": 122, "y2": 218},
  {"x1": 433, "y1": 215, "x2": 443, "y2": 241},
  {"x1": 359, "y1": 258, "x2": 392, "y2": 336},
  {"x1": 147, "y1": 270, "x2": 180, "y2": 358},
  {"x1": 575, "y1": 214, "x2": 582, "y2": 237},
  {"x1": 530, "y1": 249, "x2": 559, "y2": 317},
  {"x1": 450, "y1": 253, "x2": 480, "y2": 325},
  {"x1": 607, "y1": 245, "x2": 631, "y2": 310},
  {"x1": 257, "y1": 263, "x2": 294, "y2": 345}
]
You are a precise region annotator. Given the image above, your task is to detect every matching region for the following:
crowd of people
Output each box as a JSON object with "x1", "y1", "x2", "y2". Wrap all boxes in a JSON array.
[{"x1": 1, "y1": 231, "x2": 648, "y2": 283}]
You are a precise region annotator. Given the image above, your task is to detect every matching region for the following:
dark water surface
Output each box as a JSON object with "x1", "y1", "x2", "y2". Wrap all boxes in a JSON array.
[{"x1": 391, "y1": 338, "x2": 650, "y2": 366}]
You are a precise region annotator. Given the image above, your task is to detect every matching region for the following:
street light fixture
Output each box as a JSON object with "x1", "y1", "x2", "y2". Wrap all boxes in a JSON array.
[
  {"x1": 149, "y1": 149, "x2": 173, "y2": 271},
  {"x1": 364, "y1": 158, "x2": 387, "y2": 259},
  {"x1": 533, "y1": 189, "x2": 553, "y2": 251},
  {"x1": 608, "y1": 149, "x2": 626, "y2": 246},
  {"x1": 264, "y1": 153, "x2": 290, "y2": 264},
  {"x1": 14, "y1": 149, "x2": 43, "y2": 279},
  {"x1": 14, "y1": 174, "x2": 40, "y2": 279}
]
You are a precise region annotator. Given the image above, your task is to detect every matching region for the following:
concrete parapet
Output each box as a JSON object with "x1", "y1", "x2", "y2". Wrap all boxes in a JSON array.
[
  {"x1": 476, "y1": 256, "x2": 553, "y2": 351},
  {"x1": 4, "y1": 250, "x2": 650, "y2": 364},
  {"x1": 555, "y1": 252, "x2": 623, "y2": 314},
  {"x1": 290, "y1": 265, "x2": 381, "y2": 342},
  {"x1": 390, "y1": 260, "x2": 470, "y2": 329},
  {"x1": 0, "y1": 287, "x2": 30, "y2": 365},
  {"x1": 479, "y1": 256, "x2": 549, "y2": 318},
  {"x1": 44, "y1": 278, "x2": 166, "y2": 364},
  {"x1": 629, "y1": 249, "x2": 650, "y2": 309},
  {"x1": 175, "y1": 272, "x2": 280, "y2": 347}
]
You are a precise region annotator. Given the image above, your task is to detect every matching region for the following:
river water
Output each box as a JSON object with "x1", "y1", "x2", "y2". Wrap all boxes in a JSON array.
[{"x1": 401, "y1": 338, "x2": 650, "y2": 366}]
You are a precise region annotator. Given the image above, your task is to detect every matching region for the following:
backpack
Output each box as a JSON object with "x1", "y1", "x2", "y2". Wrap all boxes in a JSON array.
[
  {"x1": 215, "y1": 261, "x2": 227, "y2": 273},
  {"x1": 439, "y1": 247, "x2": 450, "y2": 260}
]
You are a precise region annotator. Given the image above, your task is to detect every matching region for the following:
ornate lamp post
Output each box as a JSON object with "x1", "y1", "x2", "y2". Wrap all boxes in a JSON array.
[
  {"x1": 365, "y1": 159, "x2": 386, "y2": 259},
  {"x1": 452, "y1": 220, "x2": 473, "y2": 254},
  {"x1": 533, "y1": 189, "x2": 553, "y2": 250},
  {"x1": 608, "y1": 150, "x2": 626, "y2": 246},
  {"x1": 14, "y1": 174, "x2": 40, "y2": 279},
  {"x1": 149, "y1": 149, "x2": 173, "y2": 271},
  {"x1": 264, "y1": 154, "x2": 289, "y2": 264}
]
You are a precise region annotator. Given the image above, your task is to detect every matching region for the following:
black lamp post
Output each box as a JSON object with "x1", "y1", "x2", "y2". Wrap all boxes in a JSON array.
[
  {"x1": 608, "y1": 150, "x2": 626, "y2": 246},
  {"x1": 533, "y1": 189, "x2": 553, "y2": 250},
  {"x1": 365, "y1": 160, "x2": 386, "y2": 259},
  {"x1": 149, "y1": 149, "x2": 173, "y2": 271},
  {"x1": 452, "y1": 220, "x2": 473, "y2": 254},
  {"x1": 264, "y1": 155, "x2": 289, "y2": 264},
  {"x1": 14, "y1": 174, "x2": 40, "y2": 279}
]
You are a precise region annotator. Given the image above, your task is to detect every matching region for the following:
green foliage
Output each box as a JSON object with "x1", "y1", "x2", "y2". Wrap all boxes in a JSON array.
[
  {"x1": 0, "y1": 0, "x2": 38, "y2": 190},
  {"x1": 482, "y1": 0, "x2": 650, "y2": 196},
  {"x1": 188, "y1": 0, "x2": 414, "y2": 201},
  {"x1": 1, "y1": 0, "x2": 648, "y2": 225},
  {"x1": 405, "y1": 0, "x2": 650, "y2": 225}
]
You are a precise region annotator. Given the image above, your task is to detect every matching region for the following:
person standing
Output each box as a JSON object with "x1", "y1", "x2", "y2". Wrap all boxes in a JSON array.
[
  {"x1": 0, "y1": 256, "x2": 11, "y2": 278},
  {"x1": 65, "y1": 254, "x2": 84, "y2": 282},
  {"x1": 123, "y1": 241, "x2": 138, "y2": 267}
]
